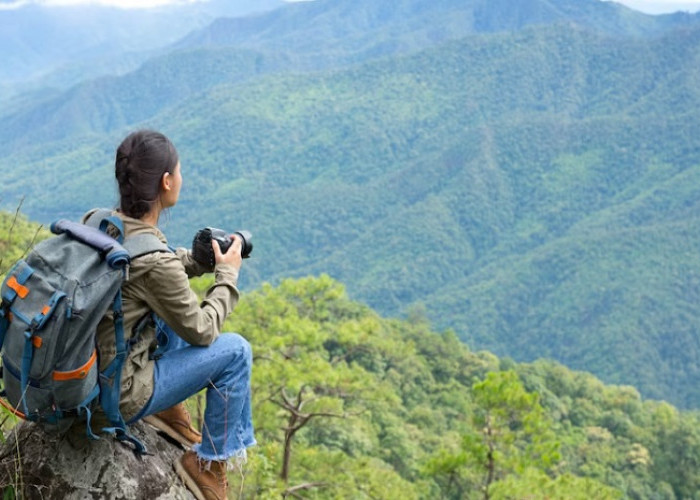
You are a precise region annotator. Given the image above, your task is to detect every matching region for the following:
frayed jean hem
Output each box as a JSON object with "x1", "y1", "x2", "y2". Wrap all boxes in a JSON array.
[{"x1": 193, "y1": 439, "x2": 257, "y2": 466}]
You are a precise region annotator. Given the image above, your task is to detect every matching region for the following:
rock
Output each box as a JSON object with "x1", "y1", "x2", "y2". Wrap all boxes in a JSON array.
[{"x1": 0, "y1": 420, "x2": 195, "y2": 499}]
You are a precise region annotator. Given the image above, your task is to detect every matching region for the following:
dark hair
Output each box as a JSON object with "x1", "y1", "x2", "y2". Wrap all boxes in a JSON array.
[{"x1": 115, "y1": 130, "x2": 179, "y2": 219}]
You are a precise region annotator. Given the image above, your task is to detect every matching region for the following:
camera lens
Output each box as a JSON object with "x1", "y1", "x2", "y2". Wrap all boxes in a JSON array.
[{"x1": 234, "y1": 230, "x2": 253, "y2": 259}]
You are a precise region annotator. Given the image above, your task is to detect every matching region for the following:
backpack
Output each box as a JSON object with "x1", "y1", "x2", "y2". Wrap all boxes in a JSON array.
[{"x1": 0, "y1": 210, "x2": 169, "y2": 453}]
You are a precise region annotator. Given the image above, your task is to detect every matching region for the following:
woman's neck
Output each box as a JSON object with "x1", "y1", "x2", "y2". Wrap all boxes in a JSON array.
[{"x1": 141, "y1": 207, "x2": 161, "y2": 227}]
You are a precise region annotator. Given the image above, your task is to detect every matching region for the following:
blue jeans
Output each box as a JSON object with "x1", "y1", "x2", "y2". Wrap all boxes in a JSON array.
[{"x1": 128, "y1": 319, "x2": 256, "y2": 462}]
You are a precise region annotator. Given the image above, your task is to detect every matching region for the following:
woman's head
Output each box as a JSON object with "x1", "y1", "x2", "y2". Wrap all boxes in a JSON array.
[{"x1": 115, "y1": 130, "x2": 181, "y2": 219}]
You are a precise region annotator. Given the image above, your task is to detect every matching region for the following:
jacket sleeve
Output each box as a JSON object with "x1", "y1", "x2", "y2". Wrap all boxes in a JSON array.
[
  {"x1": 175, "y1": 247, "x2": 214, "y2": 278},
  {"x1": 144, "y1": 252, "x2": 239, "y2": 346}
]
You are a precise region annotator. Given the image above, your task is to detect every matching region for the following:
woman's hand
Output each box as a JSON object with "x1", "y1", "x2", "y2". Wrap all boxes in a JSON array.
[{"x1": 212, "y1": 234, "x2": 243, "y2": 271}]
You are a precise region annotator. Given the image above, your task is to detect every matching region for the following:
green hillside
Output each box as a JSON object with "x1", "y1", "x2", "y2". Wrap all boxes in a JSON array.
[
  {"x1": 3, "y1": 5, "x2": 700, "y2": 410},
  {"x1": 0, "y1": 207, "x2": 48, "y2": 280},
  {"x1": 3, "y1": 244, "x2": 700, "y2": 497},
  {"x1": 161, "y1": 25, "x2": 700, "y2": 407},
  {"x1": 160, "y1": 275, "x2": 700, "y2": 498},
  {"x1": 5, "y1": 209, "x2": 700, "y2": 497}
]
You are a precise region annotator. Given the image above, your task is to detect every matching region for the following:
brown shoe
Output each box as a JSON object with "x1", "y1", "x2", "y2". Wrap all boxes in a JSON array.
[
  {"x1": 143, "y1": 403, "x2": 202, "y2": 448},
  {"x1": 175, "y1": 450, "x2": 228, "y2": 500}
]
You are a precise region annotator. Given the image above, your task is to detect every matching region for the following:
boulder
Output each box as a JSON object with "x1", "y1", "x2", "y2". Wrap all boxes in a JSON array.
[{"x1": 0, "y1": 420, "x2": 194, "y2": 499}]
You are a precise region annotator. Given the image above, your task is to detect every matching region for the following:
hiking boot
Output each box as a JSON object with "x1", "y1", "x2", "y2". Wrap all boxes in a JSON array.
[
  {"x1": 175, "y1": 450, "x2": 229, "y2": 500},
  {"x1": 143, "y1": 403, "x2": 202, "y2": 448}
]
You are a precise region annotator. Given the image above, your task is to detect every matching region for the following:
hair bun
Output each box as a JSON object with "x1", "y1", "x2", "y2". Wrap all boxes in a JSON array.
[{"x1": 114, "y1": 129, "x2": 179, "y2": 219}]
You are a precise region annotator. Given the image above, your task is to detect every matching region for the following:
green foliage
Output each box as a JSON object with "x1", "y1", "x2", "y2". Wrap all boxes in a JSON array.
[
  {"x1": 0, "y1": 208, "x2": 49, "y2": 280},
  {"x1": 490, "y1": 469, "x2": 622, "y2": 500},
  {"x1": 3, "y1": 264, "x2": 700, "y2": 498},
  {"x1": 466, "y1": 371, "x2": 561, "y2": 492},
  {"x1": 208, "y1": 275, "x2": 700, "y2": 498}
]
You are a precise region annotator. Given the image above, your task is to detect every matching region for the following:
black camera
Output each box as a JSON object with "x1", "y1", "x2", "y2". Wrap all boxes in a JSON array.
[{"x1": 192, "y1": 227, "x2": 253, "y2": 267}]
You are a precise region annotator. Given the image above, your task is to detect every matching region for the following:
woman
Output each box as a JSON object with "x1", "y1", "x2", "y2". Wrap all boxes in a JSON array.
[{"x1": 87, "y1": 129, "x2": 254, "y2": 500}]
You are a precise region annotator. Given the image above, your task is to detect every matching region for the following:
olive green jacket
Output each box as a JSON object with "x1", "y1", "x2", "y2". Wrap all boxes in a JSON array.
[{"x1": 84, "y1": 210, "x2": 240, "y2": 420}]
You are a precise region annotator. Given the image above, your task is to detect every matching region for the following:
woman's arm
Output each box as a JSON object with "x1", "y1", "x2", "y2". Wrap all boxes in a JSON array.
[
  {"x1": 176, "y1": 247, "x2": 213, "y2": 278},
  {"x1": 145, "y1": 253, "x2": 239, "y2": 346}
]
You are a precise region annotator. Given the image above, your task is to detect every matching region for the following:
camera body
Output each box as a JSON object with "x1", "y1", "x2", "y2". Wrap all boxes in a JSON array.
[{"x1": 192, "y1": 227, "x2": 253, "y2": 268}]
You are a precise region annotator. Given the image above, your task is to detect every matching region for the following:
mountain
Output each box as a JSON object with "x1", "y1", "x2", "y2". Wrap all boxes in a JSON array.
[
  {"x1": 0, "y1": 0, "x2": 283, "y2": 99},
  {"x1": 3, "y1": 0, "x2": 700, "y2": 409},
  {"x1": 3, "y1": 0, "x2": 700, "y2": 136},
  {"x1": 3, "y1": 0, "x2": 700, "y2": 143},
  {"x1": 177, "y1": 0, "x2": 700, "y2": 53}
]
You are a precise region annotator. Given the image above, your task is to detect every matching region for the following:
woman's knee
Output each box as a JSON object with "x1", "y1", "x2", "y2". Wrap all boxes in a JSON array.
[{"x1": 217, "y1": 332, "x2": 252, "y2": 366}]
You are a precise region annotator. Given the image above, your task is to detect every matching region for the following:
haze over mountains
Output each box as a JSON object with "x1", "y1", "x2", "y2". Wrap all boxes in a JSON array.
[
  {"x1": 0, "y1": 0, "x2": 282, "y2": 96},
  {"x1": 3, "y1": 0, "x2": 700, "y2": 408}
]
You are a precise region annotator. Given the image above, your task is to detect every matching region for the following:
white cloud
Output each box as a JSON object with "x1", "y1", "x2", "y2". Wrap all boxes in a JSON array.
[
  {"x1": 607, "y1": 0, "x2": 700, "y2": 13},
  {"x1": 0, "y1": 1, "x2": 27, "y2": 9},
  {"x1": 0, "y1": 0, "x2": 203, "y2": 9}
]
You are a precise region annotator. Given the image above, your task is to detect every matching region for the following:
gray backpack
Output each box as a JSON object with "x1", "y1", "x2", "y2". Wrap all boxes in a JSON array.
[{"x1": 0, "y1": 210, "x2": 168, "y2": 452}]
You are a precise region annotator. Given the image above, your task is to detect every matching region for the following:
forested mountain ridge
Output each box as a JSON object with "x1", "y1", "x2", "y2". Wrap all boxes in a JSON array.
[
  {"x1": 178, "y1": 0, "x2": 700, "y2": 53},
  {"x1": 3, "y1": 0, "x2": 700, "y2": 409},
  {"x1": 4, "y1": 0, "x2": 700, "y2": 143}
]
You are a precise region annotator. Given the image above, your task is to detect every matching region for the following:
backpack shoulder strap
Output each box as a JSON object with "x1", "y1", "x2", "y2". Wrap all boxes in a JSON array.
[
  {"x1": 84, "y1": 209, "x2": 173, "y2": 259},
  {"x1": 123, "y1": 233, "x2": 173, "y2": 259}
]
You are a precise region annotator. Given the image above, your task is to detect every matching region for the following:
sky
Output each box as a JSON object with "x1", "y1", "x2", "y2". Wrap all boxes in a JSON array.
[
  {"x1": 0, "y1": 0, "x2": 309, "y2": 8},
  {"x1": 0, "y1": 0, "x2": 698, "y2": 13}
]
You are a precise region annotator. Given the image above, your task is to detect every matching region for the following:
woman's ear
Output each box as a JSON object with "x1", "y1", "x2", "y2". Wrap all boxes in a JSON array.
[{"x1": 161, "y1": 172, "x2": 172, "y2": 193}]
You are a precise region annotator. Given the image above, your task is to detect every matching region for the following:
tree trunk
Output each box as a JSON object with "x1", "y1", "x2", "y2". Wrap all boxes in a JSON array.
[
  {"x1": 0, "y1": 421, "x2": 195, "y2": 500},
  {"x1": 281, "y1": 428, "x2": 295, "y2": 483}
]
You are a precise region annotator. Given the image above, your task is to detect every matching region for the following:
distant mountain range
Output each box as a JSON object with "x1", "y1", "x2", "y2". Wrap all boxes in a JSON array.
[
  {"x1": 180, "y1": 0, "x2": 700, "y2": 48},
  {"x1": 0, "y1": 0, "x2": 282, "y2": 97},
  {"x1": 3, "y1": 0, "x2": 700, "y2": 408}
]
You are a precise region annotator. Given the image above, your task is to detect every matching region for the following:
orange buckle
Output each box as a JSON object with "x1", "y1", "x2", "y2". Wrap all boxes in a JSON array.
[{"x1": 7, "y1": 276, "x2": 29, "y2": 299}]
